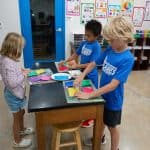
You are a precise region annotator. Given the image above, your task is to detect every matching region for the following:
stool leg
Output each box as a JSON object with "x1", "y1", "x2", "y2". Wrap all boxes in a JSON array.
[
  {"x1": 51, "y1": 129, "x2": 56, "y2": 150},
  {"x1": 75, "y1": 130, "x2": 82, "y2": 150},
  {"x1": 51, "y1": 130, "x2": 61, "y2": 150}
]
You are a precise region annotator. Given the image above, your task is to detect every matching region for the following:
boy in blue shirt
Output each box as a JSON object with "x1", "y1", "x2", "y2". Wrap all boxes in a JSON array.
[
  {"x1": 74, "y1": 16, "x2": 134, "y2": 150},
  {"x1": 60, "y1": 20, "x2": 102, "y2": 89},
  {"x1": 60, "y1": 20, "x2": 102, "y2": 128}
]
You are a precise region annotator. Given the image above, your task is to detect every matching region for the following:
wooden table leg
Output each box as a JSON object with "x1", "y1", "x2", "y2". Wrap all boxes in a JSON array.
[
  {"x1": 35, "y1": 113, "x2": 46, "y2": 150},
  {"x1": 93, "y1": 106, "x2": 104, "y2": 150}
]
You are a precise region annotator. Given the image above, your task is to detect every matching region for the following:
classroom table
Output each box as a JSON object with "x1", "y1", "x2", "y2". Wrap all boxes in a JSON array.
[{"x1": 28, "y1": 62, "x2": 105, "y2": 150}]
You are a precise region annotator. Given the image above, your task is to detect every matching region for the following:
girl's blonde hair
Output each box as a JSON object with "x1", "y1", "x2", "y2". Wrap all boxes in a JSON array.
[
  {"x1": 0, "y1": 32, "x2": 25, "y2": 61},
  {"x1": 103, "y1": 16, "x2": 134, "y2": 43}
]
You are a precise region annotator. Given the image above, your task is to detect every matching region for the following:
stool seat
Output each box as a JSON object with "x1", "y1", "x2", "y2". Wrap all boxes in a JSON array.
[
  {"x1": 51, "y1": 121, "x2": 82, "y2": 150},
  {"x1": 53, "y1": 121, "x2": 81, "y2": 132}
]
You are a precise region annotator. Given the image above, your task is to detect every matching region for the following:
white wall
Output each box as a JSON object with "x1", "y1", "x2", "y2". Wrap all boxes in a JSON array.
[
  {"x1": 0, "y1": 0, "x2": 24, "y2": 67},
  {"x1": 65, "y1": 0, "x2": 150, "y2": 58},
  {"x1": 0, "y1": 0, "x2": 149, "y2": 64}
]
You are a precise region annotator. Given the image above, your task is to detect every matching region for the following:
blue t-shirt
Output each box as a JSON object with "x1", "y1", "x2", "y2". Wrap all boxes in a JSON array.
[
  {"x1": 95, "y1": 46, "x2": 134, "y2": 110},
  {"x1": 76, "y1": 40, "x2": 101, "y2": 88}
]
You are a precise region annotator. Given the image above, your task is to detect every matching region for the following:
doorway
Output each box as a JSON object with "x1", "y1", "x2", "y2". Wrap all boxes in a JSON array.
[{"x1": 19, "y1": 0, "x2": 65, "y2": 68}]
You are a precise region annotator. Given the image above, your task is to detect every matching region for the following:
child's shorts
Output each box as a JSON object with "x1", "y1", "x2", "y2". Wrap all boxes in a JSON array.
[
  {"x1": 4, "y1": 88, "x2": 27, "y2": 113},
  {"x1": 103, "y1": 107, "x2": 122, "y2": 128}
]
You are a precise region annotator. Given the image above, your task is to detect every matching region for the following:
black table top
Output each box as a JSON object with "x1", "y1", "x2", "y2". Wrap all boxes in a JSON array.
[
  {"x1": 32, "y1": 62, "x2": 58, "y2": 73},
  {"x1": 28, "y1": 62, "x2": 104, "y2": 112}
]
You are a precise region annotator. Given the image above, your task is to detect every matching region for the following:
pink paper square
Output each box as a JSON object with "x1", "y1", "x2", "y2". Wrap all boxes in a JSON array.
[{"x1": 82, "y1": 87, "x2": 94, "y2": 93}]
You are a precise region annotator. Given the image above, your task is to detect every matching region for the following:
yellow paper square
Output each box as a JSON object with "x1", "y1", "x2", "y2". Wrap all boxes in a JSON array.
[
  {"x1": 67, "y1": 87, "x2": 79, "y2": 97},
  {"x1": 36, "y1": 69, "x2": 45, "y2": 75}
]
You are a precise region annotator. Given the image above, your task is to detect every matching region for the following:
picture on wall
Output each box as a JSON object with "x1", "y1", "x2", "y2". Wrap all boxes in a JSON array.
[
  {"x1": 132, "y1": 7, "x2": 145, "y2": 27},
  {"x1": 66, "y1": 0, "x2": 80, "y2": 16},
  {"x1": 95, "y1": 0, "x2": 108, "y2": 18},
  {"x1": 80, "y1": 3, "x2": 94, "y2": 24},
  {"x1": 121, "y1": 0, "x2": 134, "y2": 17},
  {"x1": 108, "y1": 5, "x2": 121, "y2": 17},
  {"x1": 144, "y1": 1, "x2": 150, "y2": 21}
]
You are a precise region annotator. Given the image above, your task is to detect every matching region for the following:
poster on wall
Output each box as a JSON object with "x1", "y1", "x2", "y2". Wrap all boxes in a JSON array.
[
  {"x1": 121, "y1": 0, "x2": 134, "y2": 17},
  {"x1": 144, "y1": 1, "x2": 150, "y2": 21},
  {"x1": 66, "y1": 0, "x2": 80, "y2": 16},
  {"x1": 108, "y1": 5, "x2": 121, "y2": 17},
  {"x1": 80, "y1": 3, "x2": 94, "y2": 24},
  {"x1": 95, "y1": 0, "x2": 108, "y2": 18},
  {"x1": 132, "y1": 7, "x2": 145, "y2": 27}
]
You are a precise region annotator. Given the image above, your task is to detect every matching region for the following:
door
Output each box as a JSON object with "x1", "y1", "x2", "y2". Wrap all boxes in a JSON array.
[{"x1": 19, "y1": 0, "x2": 65, "y2": 68}]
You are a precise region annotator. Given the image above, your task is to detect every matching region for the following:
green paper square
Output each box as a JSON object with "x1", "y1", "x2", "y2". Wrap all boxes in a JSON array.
[
  {"x1": 81, "y1": 80, "x2": 91, "y2": 87},
  {"x1": 28, "y1": 71, "x2": 38, "y2": 77}
]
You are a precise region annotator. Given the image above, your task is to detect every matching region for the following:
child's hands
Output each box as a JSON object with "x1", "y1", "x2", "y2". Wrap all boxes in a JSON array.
[
  {"x1": 73, "y1": 74, "x2": 84, "y2": 87},
  {"x1": 74, "y1": 91, "x2": 92, "y2": 99},
  {"x1": 68, "y1": 60, "x2": 78, "y2": 69},
  {"x1": 58, "y1": 61, "x2": 66, "y2": 66},
  {"x1": 22, "y1": 69, "x2": 30, "y2": 77}
]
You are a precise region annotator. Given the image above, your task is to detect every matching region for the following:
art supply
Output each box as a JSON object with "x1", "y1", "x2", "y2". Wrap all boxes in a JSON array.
[
  {"x1": 68, "y1": 70, "x2": 81, "y2": 78},
  {"x1": 27, "y1": 68, "x2": 53, "y2": 84},
  {"x1": 65, "y1": 81, "x2": 74, "y2": 87},
  {"x1": 40, "y1": 75, "x2": 51, "y2": 81},
  {"x1": 51, "y1": 73, "x2": 71, "y2": 81},
  {"x1": 45, "y1": 69, "x2": 52, "y2": 75},
  {"x1": 82, "y1": 87, "x2": 94, "y2": 93},
  {"x1": 58, "y1": 65, "x2": 68, "y2": 71},
  {"x1": 63, "y1": 80, "x2": 104, "y2": 103},
  {"x1": 81, "y1": 80, "x2": 91, "y2": 87},
  {"x1": 28, "y1": 71, "x2": 38, "y2": 77},
  {"x1": 67, "y1": 87, "x2": 79, "y2": 97},
  {"x1": 54, "y1": 76, "x2": 68, "y2": 80},
  {"x1": 35, "y1": 69, "x2": 45, "y2": 75},
  {"x1": 28, "y1": 76, "x2": 41, "y2": 82}
]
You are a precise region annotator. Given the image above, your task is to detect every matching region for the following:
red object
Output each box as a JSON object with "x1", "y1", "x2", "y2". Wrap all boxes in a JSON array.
[
  {"x1": 58, "y1": 65, "x2": 68, "y2": 71},
  {"x1": 82, "y1": 87, "x2": 94, "y2": 93},
  {"x1": 81, "y1": 119, "x2": 94, "y2": 128}
]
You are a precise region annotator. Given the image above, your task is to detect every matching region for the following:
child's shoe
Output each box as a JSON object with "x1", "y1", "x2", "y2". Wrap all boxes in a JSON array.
[
  {"x1": 13, "y1": 138, "x2": 32, "y2": 148},
  {"x1": 20, "y1": 127, "x2": 34, "y2": 136},
  {"x1": 81, "y1": 119, "x2": 94, "y2": 128},
  {"x1": 84, "y1": 135, "x2": 106, "y2": 146}
]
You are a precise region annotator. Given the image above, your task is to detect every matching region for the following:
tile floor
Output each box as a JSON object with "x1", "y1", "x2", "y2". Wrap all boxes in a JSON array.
[{"x1": 0, "y1": 70, "x2": 150, "y2": 150}]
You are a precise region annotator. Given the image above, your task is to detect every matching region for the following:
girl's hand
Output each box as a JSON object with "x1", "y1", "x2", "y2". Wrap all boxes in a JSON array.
[
  {"x1": 22, "y1": 69, "x2": 30, "y2": 77},
  {"x1": 74, "y1": 91, "x2": 92, "y2": 99}
]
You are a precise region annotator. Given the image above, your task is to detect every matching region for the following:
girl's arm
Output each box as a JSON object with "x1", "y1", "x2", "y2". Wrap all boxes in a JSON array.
[{"x1": 6, "y1": 68, "x2": 25, "y2": 89}]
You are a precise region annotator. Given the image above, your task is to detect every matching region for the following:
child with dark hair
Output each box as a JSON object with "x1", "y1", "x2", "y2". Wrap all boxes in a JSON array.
[
  {"x1": 60, "y1": 19, "x2": 102, "y2": 89},
  {"x1": 59, "y1": 19, "x2": 102, "y2": 127}
]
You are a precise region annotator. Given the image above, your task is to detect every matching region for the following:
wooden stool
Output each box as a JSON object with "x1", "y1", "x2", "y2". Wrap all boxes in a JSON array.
[{"x1": 51, "y1": 121, "x2": 82, "y2": 150}]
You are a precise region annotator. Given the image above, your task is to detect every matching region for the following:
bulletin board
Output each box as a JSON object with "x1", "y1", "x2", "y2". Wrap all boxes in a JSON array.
[
  {"x1": 66, "y1": 0, "x2": 150, "y2": 36},
  {"x1": 108, "y1": 5, "x2": 121, "y2": 17},
  {"x1": 132, "y1": 7, "x2": 145, "y2": 27},
  {"x1": 121, "y1": 0, "x2": 134, "y2": 17},
  {"x1": 144, "y1": 1, "x2": 150, "y2": 21},
  {"x1": 66, "y1": 0, "x2": 80, "y2": 16},
  {"x1": 95, "y1": 0, "x2": 108, "y2": 18},
  {"x1": 80, "y1": 3, "x2": 94, "y2": 24}
]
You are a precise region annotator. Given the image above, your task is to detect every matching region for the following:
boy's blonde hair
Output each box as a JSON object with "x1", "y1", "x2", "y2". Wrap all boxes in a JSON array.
[
  {"x1": 0, "y1": 32, "x2": 24, "y2": 61},
  {"x1": 103, "y1": 16, "x2": 134, "y2": 43}
]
